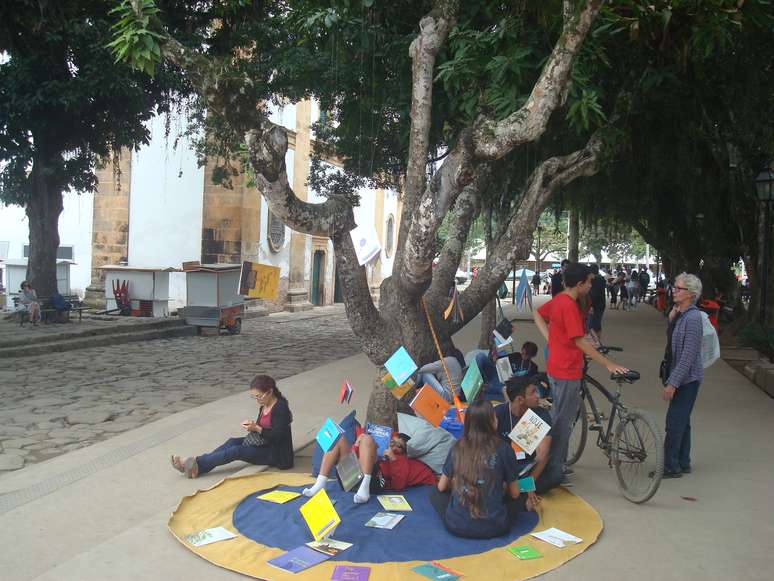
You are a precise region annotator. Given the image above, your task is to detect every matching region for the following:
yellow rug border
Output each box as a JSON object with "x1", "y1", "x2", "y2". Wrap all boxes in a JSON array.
[{"x1": 168, "y1": 472, "x2": 603, "y2": 581}]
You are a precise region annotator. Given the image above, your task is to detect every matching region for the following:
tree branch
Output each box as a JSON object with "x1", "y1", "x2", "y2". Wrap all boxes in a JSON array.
[
  {"x1": 457, "y1": 129, "x2": 607, "y2": 322},
  {"x1": 472, "y1": 0, "x2": 605, "y2": 160}
]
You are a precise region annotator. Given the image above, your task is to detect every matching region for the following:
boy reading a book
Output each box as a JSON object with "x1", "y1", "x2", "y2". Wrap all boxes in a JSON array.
[
  {"x1": 303, "y1": 432, "x2": 436, "y2": 504},
  {"x1": 495, "y1": 376, "x2": 562, "y2": 505}
]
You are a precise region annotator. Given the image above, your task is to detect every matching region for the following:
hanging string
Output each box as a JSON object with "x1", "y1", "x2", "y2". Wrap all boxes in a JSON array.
[{"x1": 421, "y1": 295, "x2": 465, "y2": 421}]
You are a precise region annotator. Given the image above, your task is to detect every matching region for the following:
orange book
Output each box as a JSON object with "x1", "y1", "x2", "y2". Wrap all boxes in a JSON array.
[{"x1": 409, "y1": 385, "x2": 451, "y2": 427}]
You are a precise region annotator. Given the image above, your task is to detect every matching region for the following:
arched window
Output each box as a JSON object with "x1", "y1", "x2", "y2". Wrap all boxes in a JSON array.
[{"x1": 385, "y1": 214, "x2": 395, "y2": 258}]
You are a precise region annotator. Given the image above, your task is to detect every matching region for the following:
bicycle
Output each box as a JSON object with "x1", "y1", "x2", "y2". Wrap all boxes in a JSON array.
[{"x1": 566, "y1": 346, "x2": 664, "y2": 504}]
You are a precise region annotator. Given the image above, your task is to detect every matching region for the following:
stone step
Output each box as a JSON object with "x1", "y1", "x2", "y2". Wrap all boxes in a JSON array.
[
  {"x1": 0, "y1": 316, "x2": 187, "y2": 349},
  {"x1": 0, "y1": 325, "x2": 197, "y2": 359}
]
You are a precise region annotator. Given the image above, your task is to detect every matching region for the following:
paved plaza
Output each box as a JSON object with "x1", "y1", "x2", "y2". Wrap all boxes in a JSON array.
[{"x1": 0, "y1": 306, "x2": 359, "y2": 472}]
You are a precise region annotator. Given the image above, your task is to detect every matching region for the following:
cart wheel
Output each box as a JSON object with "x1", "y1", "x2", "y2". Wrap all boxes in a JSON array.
[{"x1": 227, "y1": 319, "x2": 242, "y2": 335}]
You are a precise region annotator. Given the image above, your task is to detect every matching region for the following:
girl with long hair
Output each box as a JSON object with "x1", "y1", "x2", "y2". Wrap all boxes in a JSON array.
[
  {"x1": 171, "y1": 374, "x2": 294, "y2": 478},
  {"x1": 429, "y1": 400, "x2": 523, "y2": 538}
]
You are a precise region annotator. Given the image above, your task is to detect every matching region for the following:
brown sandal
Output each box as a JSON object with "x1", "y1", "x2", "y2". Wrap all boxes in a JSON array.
[
  {"x1": 170, "y1": 455, "x2": 185, "y2": 473},
  {"x1": 183, "y1": 457, "x2": 199, "y2": 479}
]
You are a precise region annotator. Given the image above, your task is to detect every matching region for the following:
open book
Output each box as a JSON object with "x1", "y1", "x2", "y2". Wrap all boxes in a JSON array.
[
  {"x1": 496, "y1": 357, "x2": 513, "y2": 383},
  {"x1": 336, "y1": 451, "x2": 364, "y2": 492}
]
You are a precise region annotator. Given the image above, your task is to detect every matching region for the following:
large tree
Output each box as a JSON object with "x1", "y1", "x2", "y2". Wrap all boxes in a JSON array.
[
  {"x1": 111, "y1": 0, "x2": 763, "y2": 421},
  {"x1": 0, "y1": 0, "x2": 186, "y2": 296}
]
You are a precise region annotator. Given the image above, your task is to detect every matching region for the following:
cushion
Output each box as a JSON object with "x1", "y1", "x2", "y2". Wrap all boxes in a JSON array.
[
  {"x1": 397, "y1": 412, "x2": 455, "y2": 475},
  {"x1": 311, "y1": 410, "x2": 360, "y2": 477}
]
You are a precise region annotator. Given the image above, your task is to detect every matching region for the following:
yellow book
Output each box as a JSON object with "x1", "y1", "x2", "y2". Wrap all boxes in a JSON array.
[
  {"x1": 257, "y1": 490, "x2": 301, "y2": 504},
  {"x1": 299, "y1": 489, "x2": 341, "y2": 541},
  {"x1": 383, "y1": 372, "x2": 414, "y2": 400},
  {"x1": 377, "y1": 494, "x2": 413, "y2": 511}
]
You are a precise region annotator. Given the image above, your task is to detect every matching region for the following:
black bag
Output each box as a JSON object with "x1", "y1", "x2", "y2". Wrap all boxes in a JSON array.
[
  {"x1": 242, "y1": 431, "x2": 266, "y2": 447},
  {"x1": 494, "y1": 296, "x2": 513, "y2": 339},
  {"x1": 658, "y1": 358, "x2": 670, "y2": 386}
]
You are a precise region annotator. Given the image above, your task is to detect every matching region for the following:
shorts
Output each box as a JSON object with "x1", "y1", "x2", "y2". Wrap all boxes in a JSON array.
[{"x1": 588, "y1": 308, "x2": 604, "y2": 332}]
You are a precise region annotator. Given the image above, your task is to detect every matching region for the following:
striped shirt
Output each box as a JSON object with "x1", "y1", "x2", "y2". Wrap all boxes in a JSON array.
[{"x1": 667, "y1": 305, "x2": 704, "y2": 387}]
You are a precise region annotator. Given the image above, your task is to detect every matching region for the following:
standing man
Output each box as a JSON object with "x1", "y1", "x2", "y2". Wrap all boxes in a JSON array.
[
  {"x1": 588, "y1": 264, "x2": 607, "y2": 344},
  {"x1": 639, "y1": 269, "x2": 651, "y2": 302},
  {"x1": 533, "y1": 263, "x2": 628, "y2": 478},
  {"x1": 550, "y1": 259, "x2": 570, "y2": 297},
  {"x1": 532, "y1": 271, "x2": 541, "y2": 295}
]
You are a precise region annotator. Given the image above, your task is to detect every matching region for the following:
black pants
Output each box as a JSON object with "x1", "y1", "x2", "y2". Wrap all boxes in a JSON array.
[{"x1": 428, "y1": 487, "x2": 526, "y2": 539}]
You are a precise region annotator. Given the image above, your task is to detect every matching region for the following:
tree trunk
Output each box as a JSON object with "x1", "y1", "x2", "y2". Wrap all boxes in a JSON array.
[
  {"x1": 25, "y1": 175, "x2": 63, "y2": 298},
  {"x1": 568, "y1": 208, "x2": 580, "y2": 262}
]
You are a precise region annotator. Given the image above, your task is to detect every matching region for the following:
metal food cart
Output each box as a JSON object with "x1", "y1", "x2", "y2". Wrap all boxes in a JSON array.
[{"x1": 183, "y1": 264, "x2": 244, "y2": 334}]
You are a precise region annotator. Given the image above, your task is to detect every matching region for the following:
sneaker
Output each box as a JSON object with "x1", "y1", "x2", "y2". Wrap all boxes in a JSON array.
[
  {"x1": 561, "y1": 478, "x2": 574, "y2": 488},
  {"x1": 662, "y1": 470, "x2": 682, "y2": 479},
  {"x1": 562, "y1": 467, "x2": 575, "y2": 476},
  {"x1": 680, "y1": 466, "x2": 692, "y2": 474}
]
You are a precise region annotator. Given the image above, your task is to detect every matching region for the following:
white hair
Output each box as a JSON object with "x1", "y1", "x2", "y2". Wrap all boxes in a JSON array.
[{"x1": 676, "y1": 273, "x2": 702, "y2": 304}]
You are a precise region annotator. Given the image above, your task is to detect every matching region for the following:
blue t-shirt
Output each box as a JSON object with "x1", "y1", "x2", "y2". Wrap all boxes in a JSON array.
[
  {"x1": 442, "y1": 441, "x2": 519, "y2": 538},
  {"x1": 494, "y1": 404, "x2": 553, "y2": 467}
]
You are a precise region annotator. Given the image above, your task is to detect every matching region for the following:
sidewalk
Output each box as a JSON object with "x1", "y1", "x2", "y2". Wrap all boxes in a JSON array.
[{"x1": 1, "y1": 298, "x2": 773, "y2": 580}]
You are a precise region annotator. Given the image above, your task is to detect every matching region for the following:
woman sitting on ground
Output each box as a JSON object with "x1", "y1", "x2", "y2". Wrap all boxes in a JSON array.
[
  {"x1": 18, "y1": 281, "x2": 41, "y2": 324},
  {"x1": 171, "y1": 374, "x2": 293, "y2": 478},
  {"x1": 429, "y1": 400, "x2": 525, "y2": 539}
]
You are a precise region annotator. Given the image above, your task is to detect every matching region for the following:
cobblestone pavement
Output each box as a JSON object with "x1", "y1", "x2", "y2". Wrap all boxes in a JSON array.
[{"x1": 0, "y1": 306, "x2": 360, "y2": 473}]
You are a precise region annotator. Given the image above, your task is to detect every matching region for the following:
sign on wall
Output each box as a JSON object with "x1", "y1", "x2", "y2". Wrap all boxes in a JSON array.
[{"x1": 239, "y1": 261, "x2": 280, "y2": 299}]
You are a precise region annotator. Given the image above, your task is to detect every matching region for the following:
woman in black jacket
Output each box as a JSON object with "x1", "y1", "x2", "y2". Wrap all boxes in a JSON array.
[{"x1": 171, "y1": 375, "x2": 294, "y2": 477}]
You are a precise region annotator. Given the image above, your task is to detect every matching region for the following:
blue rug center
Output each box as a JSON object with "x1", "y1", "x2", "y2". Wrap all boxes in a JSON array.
[{"x1": 233, "y1": 484, "x2": 538, "y2": 563}]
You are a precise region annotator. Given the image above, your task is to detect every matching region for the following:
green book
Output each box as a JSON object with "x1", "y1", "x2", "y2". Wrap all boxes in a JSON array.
[
  {"x1": 461, "y1": 358, "x2": 483, "y2": 402},
  {"x1": 508, "y1": 545, "x2": 542, "y2": 560}
]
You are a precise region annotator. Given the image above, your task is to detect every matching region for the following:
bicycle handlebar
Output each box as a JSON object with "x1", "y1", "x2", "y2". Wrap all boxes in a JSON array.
[{"x1": 610, "y1": 370, "x2": 640, "y2": 382}]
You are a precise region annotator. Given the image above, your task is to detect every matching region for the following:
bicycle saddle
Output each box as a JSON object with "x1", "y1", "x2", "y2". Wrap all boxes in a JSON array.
[{"x1": 611, "y1": 370, "x2": 640, "y2": 382}]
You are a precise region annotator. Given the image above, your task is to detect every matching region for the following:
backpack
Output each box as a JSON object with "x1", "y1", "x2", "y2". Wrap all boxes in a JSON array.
[{"x1": 699, "y1": 311, "x2": 720, "y2": 368}]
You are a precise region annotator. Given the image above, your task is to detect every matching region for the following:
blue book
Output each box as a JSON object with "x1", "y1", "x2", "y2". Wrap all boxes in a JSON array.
[
  {"x1": 267, "y1": 545, "x2": 330, "y2": 573},
  {"x1": 518, "y1": 476, "x2": 536, "y2": 492},
  {"x1": 384, "y1": 346, "x2": 418, "y2": 386},
  {"x1": 365, "y1": 423, "x2": 392, "y2": 458},
  {"x1": 410, "y1": 562, "x2": 461, "y2": 580},
  {"x1": 460, "y1": 358, "x2": 483, "y2": 402},
  {"x1": 316, "y1": 418, "x2": 345, "y2": 453}
]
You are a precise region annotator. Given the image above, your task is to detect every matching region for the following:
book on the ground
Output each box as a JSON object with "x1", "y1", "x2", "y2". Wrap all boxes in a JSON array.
[
  {"x1": 518, "y1": 476, "x2": 536, "y2": 493},
  {"x1": 316, "y1": 417, "x2": 345, "y2": 453},
  {"x1": 377, "y1": 494, "x2": 412, "y2": 511},
  {"x1": 508, "y1": 545, "x2": 543, "y2": 560},
  {"x1": 493, "y1": 329, "x2": 514, "y2": 349},
  {"x1": 508, "y1": 408, "x2": 551, "y2": 455},
  {"x1": 331, "y1": 564, "x2": 371, "y2": 580},
  {"x1": 299, "y1": 488, "x2": 341, "y2": 541},
  {"x1": 267, "y1": 545, "x2": 330, "y2": 573},
  {"x1": 184, "y1": 526, "x2": 237, "y2": 547},
  {"x1": 364, "y1": 512, "x2": 405, "y2": 529},
  {"x1": 339, "y1": 379, "x2": 354, "y2": 404},
  {"x1": 336, "y1": 450, "x2": 364, "y2": 492},
  {"x1": 365, "y1": 422, "x2": 392, "y2": 458},
  {"x1": 350, "y1": 224, "x2": 382, "y2": 265},
  {"x1": 383, "y1": 372, "x2": 414, "y2": 400},
  {"x1": 306, "y1": 538, "x2": 353, "y2": 557},
  {"x1": 410, "y1": 384, "x2": 451, "y2": 427},
  {"x1": 530, "y1": 527, "x2": 582, "y2": 548},
  {"x1": 256, "y1": 489, "x2": 301, "y2": 504},
  {"x1": 384, "y1": 346, "x2": 418, "y2": 386},
  {"x1": 460, "y1": 358, "x2": 483, "y2": 402},
  {"x1": 410, "y1": 562, "x2": 462, "y2": 580},
  {"x1": 495, "y1": 356, "x2": 513, "y2": 383}
]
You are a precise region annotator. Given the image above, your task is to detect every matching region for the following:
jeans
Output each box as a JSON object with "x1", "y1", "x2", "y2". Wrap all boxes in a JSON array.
[
  {"x1": 474, "y1": 352, "x2": 505, "y2": 401},
  {"x1": 535, "y1": 460, "x2": 564, "y2": 494},
  {"x1": 416, "y1": 373, "x2": 454, "y2": 403},
  {"x1": 196, "y1": 437, "x2": 272, "y2": 474},
  {"x1": 548, "y1": 377, "x2": 581, "y2": 469},
  {"x1": 664, "y1": 380, "x2": 700, "y2": 473}
]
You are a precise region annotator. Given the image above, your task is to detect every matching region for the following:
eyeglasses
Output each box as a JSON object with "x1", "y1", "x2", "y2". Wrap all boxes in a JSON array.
[
  {"x1": 248, "y1": 391, "x2": 267, "y2": 399},
  {"x1": 674, "y1": 286, "x2": 689, "y2": 292}
]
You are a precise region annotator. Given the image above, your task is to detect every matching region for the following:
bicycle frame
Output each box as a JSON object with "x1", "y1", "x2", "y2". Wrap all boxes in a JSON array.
[{"x1": 581, "y1": 373, "x2": 628, "y2": 459}]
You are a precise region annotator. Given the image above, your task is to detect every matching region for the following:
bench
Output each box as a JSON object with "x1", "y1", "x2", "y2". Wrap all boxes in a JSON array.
[{"x1": 12, "y1": 294, "x2": 85, "y2": 326}]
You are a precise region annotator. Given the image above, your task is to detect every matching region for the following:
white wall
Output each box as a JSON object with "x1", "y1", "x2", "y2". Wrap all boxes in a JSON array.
[
  {"x1": 128, "y1": 112, "x2": 205, "y2": 308},
  {"x1": 0, "y1": 191, "x2": 93, "y2": 297},
  {"x1": 268, "y1": 101, "x2": 297, "y2": 132}
]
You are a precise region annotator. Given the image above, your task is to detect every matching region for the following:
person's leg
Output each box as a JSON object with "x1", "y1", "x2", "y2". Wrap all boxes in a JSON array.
[
  {"x1": 303, "y1": 436, "x2": 351, "y2": 496},
  {"x1": 677, "y1": 381, "x2": 700, "y2": 472},
  {"x1": 663, "y1": 382, "x2": 698, "y2": 475},
  {"x1": 354, "y1": 435, "x2": 377, "y2": 503},
  {"x1": 535, "y1": 461, "x2": 564, "y2": 494},
  {"x1": 428, "y1": 486, "x2": 451, "y2": 520},
  {"x1": 475, "y1": 352, "x2": 504, "y2": 398},
  {"x1": 548, "y1": 378, "x2": 581, "y2": 470},
  {"x1": 417, "y1": 373, "x2": 450, "y2": 402},
  {"x1": 195, "y1": 438, "x2": 271, "y2": 475},
  {"x1": 506, "y1": 494, "x2": 528, "y2": 521}
]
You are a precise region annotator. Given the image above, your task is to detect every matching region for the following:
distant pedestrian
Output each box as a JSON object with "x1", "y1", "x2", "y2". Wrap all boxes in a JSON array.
[
  {"x1": 661, "y1": 273, "x2": 704, "y2": 478},
  {"x1": 532, "y1": 272, "x2": 541, "y2": 295},
  {"x1": 639, "y1": 270, "x2": 651, "y2": 301},
  {"x1": 627, "y1": 271, "x2": 639, "y2": 309},
  {"x1": 551, "y1": 259, "x2": 570, "y2": 297},
  {"x1": 588, "y1": 264, "x2": 606, "y2": 343},
  {"x1": 619, "y1": 274, "x2": 629, "y2": 311}
]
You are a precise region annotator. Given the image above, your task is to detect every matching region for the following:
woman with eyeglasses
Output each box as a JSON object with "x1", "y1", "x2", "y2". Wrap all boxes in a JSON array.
[
  {"x1": 171, "y1": 374, "x2": 293, "y2": 478},
  {"x1": 661, "y1": 273, "x2": 704, "y2": 479}
]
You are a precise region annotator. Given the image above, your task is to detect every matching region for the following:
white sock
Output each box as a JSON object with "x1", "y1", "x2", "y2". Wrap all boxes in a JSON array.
[
  {"x1": 354, "y1": 474, "x2": 372, "y2": 504},
  {"x1": 302, "y1": 474, "x2": 328, "y2": 497}
]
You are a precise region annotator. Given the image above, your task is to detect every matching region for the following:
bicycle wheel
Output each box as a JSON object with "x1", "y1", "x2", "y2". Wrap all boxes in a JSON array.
[
  {"x1": 566, "y1": 397, "x2": 588, "y2": 466},
  {"x1": 612, "y1": 408, "x2": 664, "y2": 503}
]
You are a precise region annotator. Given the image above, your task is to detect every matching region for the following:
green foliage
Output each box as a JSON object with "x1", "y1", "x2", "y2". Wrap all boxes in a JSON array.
[
  {"x1": 738, "y1": 322, "x2": 774, "y2": 362},
  {"x1": 107, "y1": 0, "x2": 163, "y2": 76}
]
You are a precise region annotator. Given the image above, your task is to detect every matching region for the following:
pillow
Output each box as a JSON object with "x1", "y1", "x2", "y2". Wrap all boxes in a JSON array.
[
  {"x1": 397, "y1": 412, "x2": 455, "y2": 475},
  {"x1": 311, "y1": 410, "x2": 360, "y2": 477}
]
